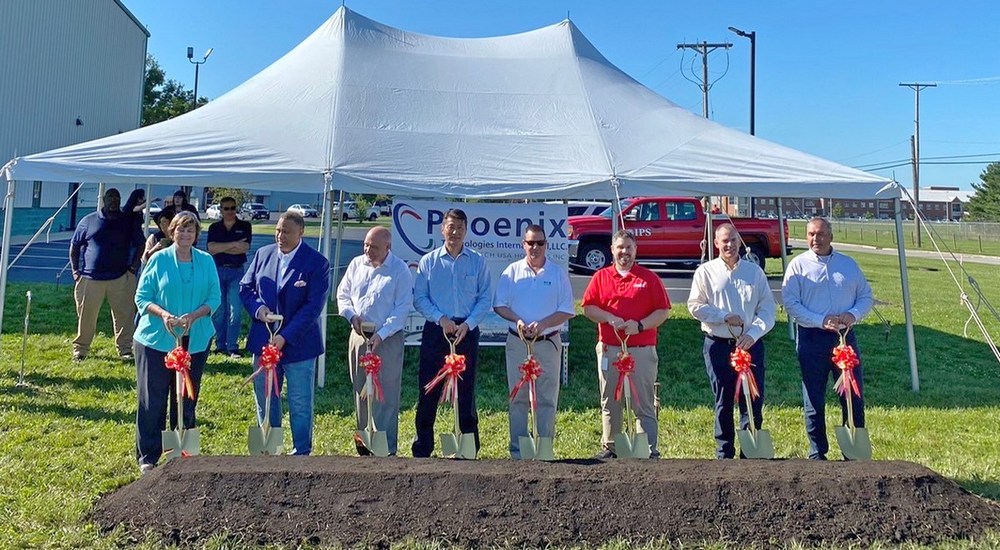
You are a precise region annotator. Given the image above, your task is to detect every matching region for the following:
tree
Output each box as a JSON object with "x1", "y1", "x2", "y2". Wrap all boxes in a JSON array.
[
  {"x1": 832, "y1": 202, "x2": 845, "y2": 219},
  {"x1": 142, "y1": 54, "x2": 207, "y2": 126},
  {"x1": 352, "y1": 194, "x2": 371, "y2": 221},
  {"x1": 965, "y1": 162, "x2": 1000, "y2": 222},
  {"x1": 206, "y1": 187, "x2": 254, "y2": 207}
]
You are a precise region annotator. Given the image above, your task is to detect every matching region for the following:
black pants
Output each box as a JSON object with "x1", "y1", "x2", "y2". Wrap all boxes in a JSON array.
[
  {"x1": 797, "y1": 327, "x2": 865, "y2": 460},
  {"x1": 412, "y1": 321, "x2": 480, "y2": 457},
  {"x1": 704, "y1": 336, "x2": 766, "y2": 458},
  {"x1": 135, "y1": 340, "x2": 208, "y2": 466}
]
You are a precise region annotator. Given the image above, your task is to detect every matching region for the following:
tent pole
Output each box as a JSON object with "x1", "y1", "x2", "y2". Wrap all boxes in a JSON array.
[
  {"x1": 893, "y1": 197, "x2": 920, "y2": 392},
  {"x1": 316, "y1": 176, "x2": 334, "y2": 388},
  {"x1": 704, "y1": 197, "x2": 713, "y2": 262},
  {"x1": 777, "y1": 199, "x2": 794, "y2": 340},
  {"x1": 0, "y1": 179, "x2": 17, "y2": 335}
]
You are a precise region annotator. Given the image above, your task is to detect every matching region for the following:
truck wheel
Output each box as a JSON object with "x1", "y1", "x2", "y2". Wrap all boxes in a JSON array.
[
  {"x1": 579, "y1": 242, "x2": 611, "y2": 271},
  {"x1": 745, "y1": 244, "x2": 766, "y2": 270},
  {"x1": 368, "y1": 212, "x2": 378, "y2": 221}
]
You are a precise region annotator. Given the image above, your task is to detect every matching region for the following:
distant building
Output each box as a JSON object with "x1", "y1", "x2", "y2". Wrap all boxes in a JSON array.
[
  {"x1": 731, "y1": 187, "x2": 972, "y2": 221},
  {"x1": 0, "y1": 0, "x2": 148, "y2": 235}
]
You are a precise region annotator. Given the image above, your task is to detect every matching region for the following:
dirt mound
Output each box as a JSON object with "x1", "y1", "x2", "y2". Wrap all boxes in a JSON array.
[{"x1": 92, "y1": 456, "x2": 1000, "y2": 547}]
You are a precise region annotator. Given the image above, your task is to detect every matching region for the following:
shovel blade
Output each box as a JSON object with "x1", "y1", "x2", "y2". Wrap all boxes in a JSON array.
[
  {"x1": 615, "y1": 432, "x2": 650, "y2": 459},
  {"x1": 441, "y1": 432, "x2": 476, "y2": 459},
  {"x1": 249, "y1": 426, "x2": 283, "y2": 456},
  {"x1": 614, "y1": 433, "x2": 634, "y2": 458},
  {"x1": 518, "y1": 435, "x2": 536, "y2": 460},
  {"x1": 161, "y1": 430, "x2": 182, "y2": 461},
  {"x1": 534, "y1": 437, "x2": 555, "y2": 461},
  {"x1": 835, "y1": 426, "x2": 872, "y2": 461},
  {"x1": 368, "y1": 430, "x2": 390, "y2": 457},
  {"x1": 737, "y1": 428, "x2": 775, "y2": 459}
]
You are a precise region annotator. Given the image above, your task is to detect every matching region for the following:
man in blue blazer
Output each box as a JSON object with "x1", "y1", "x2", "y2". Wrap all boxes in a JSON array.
[{"x1": 240, "y1": 211, "x2": 330, "y2": 455}]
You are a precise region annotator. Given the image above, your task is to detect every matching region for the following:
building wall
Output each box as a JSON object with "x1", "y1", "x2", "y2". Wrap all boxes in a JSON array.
[{"x1": 0, "y1": 0, "x2": 148, "y2": 234}]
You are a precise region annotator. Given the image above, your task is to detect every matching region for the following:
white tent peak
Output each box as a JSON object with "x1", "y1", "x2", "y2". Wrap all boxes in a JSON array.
[{"x1": 5, "y1": 6, "x2": 897, "y2": 200}]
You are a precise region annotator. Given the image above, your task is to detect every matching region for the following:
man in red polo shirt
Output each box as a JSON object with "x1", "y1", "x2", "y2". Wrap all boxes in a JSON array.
[{"x1": 582, "y1": 229, "x2": 671, "y2": 459}]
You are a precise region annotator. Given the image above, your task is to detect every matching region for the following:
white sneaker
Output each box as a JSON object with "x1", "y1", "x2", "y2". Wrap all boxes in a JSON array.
[{"x1": 139, "y1": 463, "x2": 155, "y2": 475}]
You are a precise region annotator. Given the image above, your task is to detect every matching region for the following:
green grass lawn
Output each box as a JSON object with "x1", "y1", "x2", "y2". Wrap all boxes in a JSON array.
[
  {"x1": 1, "y1": 250, "x2": 999, "y2": 548},
  {"x1": 788, "y1": 219, "x2": 1000, "y2": 257}
]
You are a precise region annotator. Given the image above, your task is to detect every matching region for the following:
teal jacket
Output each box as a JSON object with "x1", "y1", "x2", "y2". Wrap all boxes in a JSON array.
[{"x1": 134, "y1": 245, "x2": 221, "y2": 353}]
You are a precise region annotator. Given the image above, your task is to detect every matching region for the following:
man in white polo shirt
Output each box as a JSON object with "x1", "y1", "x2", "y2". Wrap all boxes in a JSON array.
[{"x1": 493, "y1": 224, "x2": 575, "y2": 459}]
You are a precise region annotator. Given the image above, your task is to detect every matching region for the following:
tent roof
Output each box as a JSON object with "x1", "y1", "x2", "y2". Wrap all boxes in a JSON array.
[{"x1": 3, "y1": 7, "x2": 898, "y2": 200}]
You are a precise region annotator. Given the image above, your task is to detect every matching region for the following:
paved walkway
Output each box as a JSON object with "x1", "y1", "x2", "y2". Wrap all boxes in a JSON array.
[{"x1": 788, "y1": 238, "x2": 1000, "y2": 265}]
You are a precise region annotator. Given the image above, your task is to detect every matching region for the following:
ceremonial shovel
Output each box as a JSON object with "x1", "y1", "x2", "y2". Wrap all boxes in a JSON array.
[
  {"x1": 248, "y1": 314, "x2": 284, "y2": 455},
  {"x1": 439, "y1": 330, "x2": 476, "y2": 460},
  {"x1": 612, "y1": 332, "x2": 650, "y2": 459},
  {"x1": 353, "y1": 322, "x2": 389, "y2": 457},
  {"x1": 730, "y1": 327, "x2": 774, "y2": 459},
  {"x1": 162, "y1": 325, "x2": 199, "y2": 461},
  {"x1": 516, "y1": 327, "x2": 554, "y2": 461},
  {"x1": 833, "y1": 327, "x2": 872, "y2": 460}
]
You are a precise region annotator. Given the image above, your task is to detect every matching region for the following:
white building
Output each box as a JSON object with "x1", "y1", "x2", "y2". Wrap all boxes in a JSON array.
[{"x1": 0, "y1": 0, "x2": 148, "y2": 234}]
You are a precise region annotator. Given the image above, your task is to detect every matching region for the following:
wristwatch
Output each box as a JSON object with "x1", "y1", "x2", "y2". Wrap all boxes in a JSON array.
[{"x1": 637, "y1": 320, "x2": 645, "y2": 332}]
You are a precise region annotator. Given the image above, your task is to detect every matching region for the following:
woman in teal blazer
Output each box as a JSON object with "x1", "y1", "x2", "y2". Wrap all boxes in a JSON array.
[{"x1": 133, "y1": 212, "x2": 221, "y2": 473}]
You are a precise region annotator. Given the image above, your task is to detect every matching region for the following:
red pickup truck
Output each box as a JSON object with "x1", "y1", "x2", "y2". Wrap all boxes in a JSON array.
[{"x1": 567, "y1": 197, "x2": 788, "y2": 272}]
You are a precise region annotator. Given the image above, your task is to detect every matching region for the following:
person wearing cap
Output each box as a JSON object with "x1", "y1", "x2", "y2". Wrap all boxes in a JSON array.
[
  {"x1": 207, "y1": 196, "x2": 253, "y2": 358},
  {"x1": 687, "y1": 223, "x2": 776, "y2": 459},
  {"x1": 411, "y1": 208, "x2": 492, "y2": 458},
  {"x1": 336, "y1": 226, "x2": 413, "y2": 456},
  {"x1": 493, "y1": 224, "x2": 574, "y2": 459},
  {"x1": 581, "y1": 229, "x2": 671, "y2": 459},
  {"x1": 69, "y1": 187, "x2": 145, "y2": 361}
]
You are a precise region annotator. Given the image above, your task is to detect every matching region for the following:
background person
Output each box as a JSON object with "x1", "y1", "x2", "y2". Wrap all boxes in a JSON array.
[
  {"x1": 69, "y1": 187, "x2": 144, "y2": 361},
  {"x1": 493, "y1": 224, "x2": 574, "y2": 459},
  {"x1": 411, "y1": 208, "x2": 492, "y2": 458},
  {"x1": 582, "y1": 229, "x2": 670, "y2": 459},
  {"x1": 782, "y1": 217, "x2": 874, "y2": 460},
  {"x1": 687, "y1": 223, "x2": 775, "y2": 459},
  {"x1": 162, "y1": 189, "x2": 200, "y2": 220},
  {"x1": 241, "y1": 212, "x2": 330, "y2": 456},
  {"x1": 207, "y1": 196, "x2": 253, "y2": 358},
  {"x1": 336, "y1": 226, "x2": 413, "y2": 456},
  {"x1": 142, "y1": 210, "x2": 175, "y2": 264},
  {"x1": 133, "y1": 212, "x2": 220, "y2": 474}
]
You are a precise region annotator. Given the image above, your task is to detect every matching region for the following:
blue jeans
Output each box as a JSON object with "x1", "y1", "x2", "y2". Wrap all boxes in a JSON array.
[
  {"x1": 212, "y1": 266, "x2": 244, "y2": 352},
  {"x1": 253, "y1": 355, "x2": 316, "y2": 455},
  {"x1": 797, "y1": 327, "x2": 865, "y2": 460}
]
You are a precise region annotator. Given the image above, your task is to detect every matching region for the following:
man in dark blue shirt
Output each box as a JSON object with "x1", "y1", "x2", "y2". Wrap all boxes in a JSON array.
[
  {"x1": 69, "y1": 187, "x2": 144, "y2": 361},
  {"x1": 207, "y1": 196, "x2": 253, "y2": 357}
]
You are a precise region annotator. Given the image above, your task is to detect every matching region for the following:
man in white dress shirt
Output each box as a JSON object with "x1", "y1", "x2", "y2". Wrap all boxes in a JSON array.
[
  {"x1": 782, "y1": 217, "x2": 873, "y2": 460},
  {"x1": 688, "y1": 223, "x2": 776, "y2": 459},
  {"x1": 336, "y1": 226, "x2": 414, "y2": 456},
  {"x1": 493, "y1": 224, "x2": 575, "y2": 459}
]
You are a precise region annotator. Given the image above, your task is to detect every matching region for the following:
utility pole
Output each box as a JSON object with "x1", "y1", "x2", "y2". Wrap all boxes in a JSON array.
[{"x1": 899, "y1": 82, "x2": 935, "y2": 248}]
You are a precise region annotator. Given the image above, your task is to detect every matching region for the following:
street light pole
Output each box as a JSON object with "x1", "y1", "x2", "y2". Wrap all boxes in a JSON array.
[
  {"x1": 187, "y1": 46, "x2": 213, "y2": 109},
  {"x1": 729, "y1": 26, "x2": 756, "y2": 216}
]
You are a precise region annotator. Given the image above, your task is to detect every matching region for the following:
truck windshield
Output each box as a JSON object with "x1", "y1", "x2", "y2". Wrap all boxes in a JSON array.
[{"x1": 599, "y1": 199, "x2": 635, "y2": 219}]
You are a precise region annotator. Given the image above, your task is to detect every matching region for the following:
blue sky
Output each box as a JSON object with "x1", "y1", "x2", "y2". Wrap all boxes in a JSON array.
[{"x1": 125, "y1": 0, "x2": 1000, "y2": 191}]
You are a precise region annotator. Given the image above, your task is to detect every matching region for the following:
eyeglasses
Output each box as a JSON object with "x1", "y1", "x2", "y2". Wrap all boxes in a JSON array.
[
  {"x1": 222, "y1": 206, "x2": 237, "y2": 211},
  {"x1": 524, "y1": 240, "x2": 547, "y2": 247}
]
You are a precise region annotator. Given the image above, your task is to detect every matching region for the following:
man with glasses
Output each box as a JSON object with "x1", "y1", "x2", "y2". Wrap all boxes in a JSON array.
[
  {"x1": 582, "y1": 229, "x2": 671, "y2": 459},
  {"x1": 494, "y1": 224, "x2": 574, "y2": 459},
  {"x1": 207, "y1": 196, "x2": 253, "y2": 358},
  {"x1": 782, "y1": 217, "x2": 873, "y2": 460},
  {"x1": 412, "y1": 208, "x2": 492, "y2": 458}
]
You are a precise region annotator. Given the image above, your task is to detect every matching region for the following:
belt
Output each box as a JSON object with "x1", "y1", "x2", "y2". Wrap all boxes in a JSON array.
[
  {"x1": 508, "y1": 328, "x2": 558, "y2": 342},
  {"x1": 219, "y1": 264, "x2": 245, "y2": 269},
  {"x1": 706, "y1": 334, "x2": 737, "y2": 345}
]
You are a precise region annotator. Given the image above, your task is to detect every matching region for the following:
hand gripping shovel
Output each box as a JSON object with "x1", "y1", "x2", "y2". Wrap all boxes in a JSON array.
[
  {"x1": 833, "y1": 327, "x2": 872, "y2": 460},
  {"x1": 248, "y1": 314, "x2": 284, "y2": 455},
  {"x1": 514, "y1": 327, "x2": 555, "y2": 461},
  {"x1": 729, "y1": 326, "x2": 774, "y2": 459},
  {"x1": 162, "y1": 324, "x2": 200, "y2": 461},
  {"x1": 435, "y1": 329, "x2": 476, "y2": 460},
  {"x1": 612, "y1": 331, "x2": 650, "y2": 459},
  {"x1": 353, "y1": 322, "x2": 390, "y2": 457}
]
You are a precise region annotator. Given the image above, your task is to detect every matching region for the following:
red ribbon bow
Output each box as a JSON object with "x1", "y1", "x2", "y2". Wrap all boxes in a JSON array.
[
  {"x1": 245, "y1": 344, "x2": 283, "y2": 397},
  {"x1": 359, "y1": 351, "x2": 384, "y2": 402},
  {"x1": 424, "y1": 353, "x2": 466, "y2": 405},
  {"x1": 613, "y1": 351, "x2": 640, "y2": 405},
  {"x1": 833, "y1": 342, "x2": 862, "y2": 398},
  {"x1": 509, "y1": 355, "x2": 543, "y2": 405},
  {"x1": 165, "y1": 346, "x2": 196, "y2": 400},
  {"x1": 730, "y1": 347, "x2": 761, "y2": 403}
]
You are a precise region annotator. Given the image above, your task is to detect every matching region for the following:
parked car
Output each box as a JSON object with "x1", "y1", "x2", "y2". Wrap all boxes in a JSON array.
[
  {"x1": 206, "y1": 203, "x2": 250, "y2": 221},
  {"x1": 287, "y1": 203, "x2": 319, "y2": 218},
  {"x1": 242, "y1": 202, "x2": 270, "y2": 220},
  {"x1": 373, "y1": 200, "x2": 392, "y2": 217}
]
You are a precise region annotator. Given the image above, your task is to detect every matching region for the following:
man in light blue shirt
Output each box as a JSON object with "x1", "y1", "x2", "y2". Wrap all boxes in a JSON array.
[
  {"x1": 336, "y1": 227, "x2": 413, "y2": 455},
  {"x1": 412, "y1": 208, "x2": 492, "y2": 457},
  {"x1": 782, "y1": 217, "x2": 874, "y2": 460}
]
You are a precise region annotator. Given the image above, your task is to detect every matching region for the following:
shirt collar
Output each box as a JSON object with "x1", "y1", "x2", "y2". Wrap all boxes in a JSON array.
[
  {"x1": 362, "y1": 250, "x2": 394, "y2": 268},
  {"x1": 279, "y1": 241, "x2": 303, "y2": 262}
]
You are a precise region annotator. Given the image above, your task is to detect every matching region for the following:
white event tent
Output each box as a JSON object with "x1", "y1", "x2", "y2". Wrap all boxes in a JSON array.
[{"x1": 1, "y1": 7, "x2": 919, "y2": 387}]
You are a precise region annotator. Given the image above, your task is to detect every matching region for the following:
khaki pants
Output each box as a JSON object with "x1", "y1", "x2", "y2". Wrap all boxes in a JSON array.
[
  {"x1": 596, "y1": 342, "x2": 659, "y2": 456},
  {"x1": 73, "y1": 272, "x2": 136, "y2": 357},
  {"x1": 348, "y1": 331, "x2": 404, "y2": 454},
  {"x1": 505, "y1": 332, "x2": 562, "y2": 459}
]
